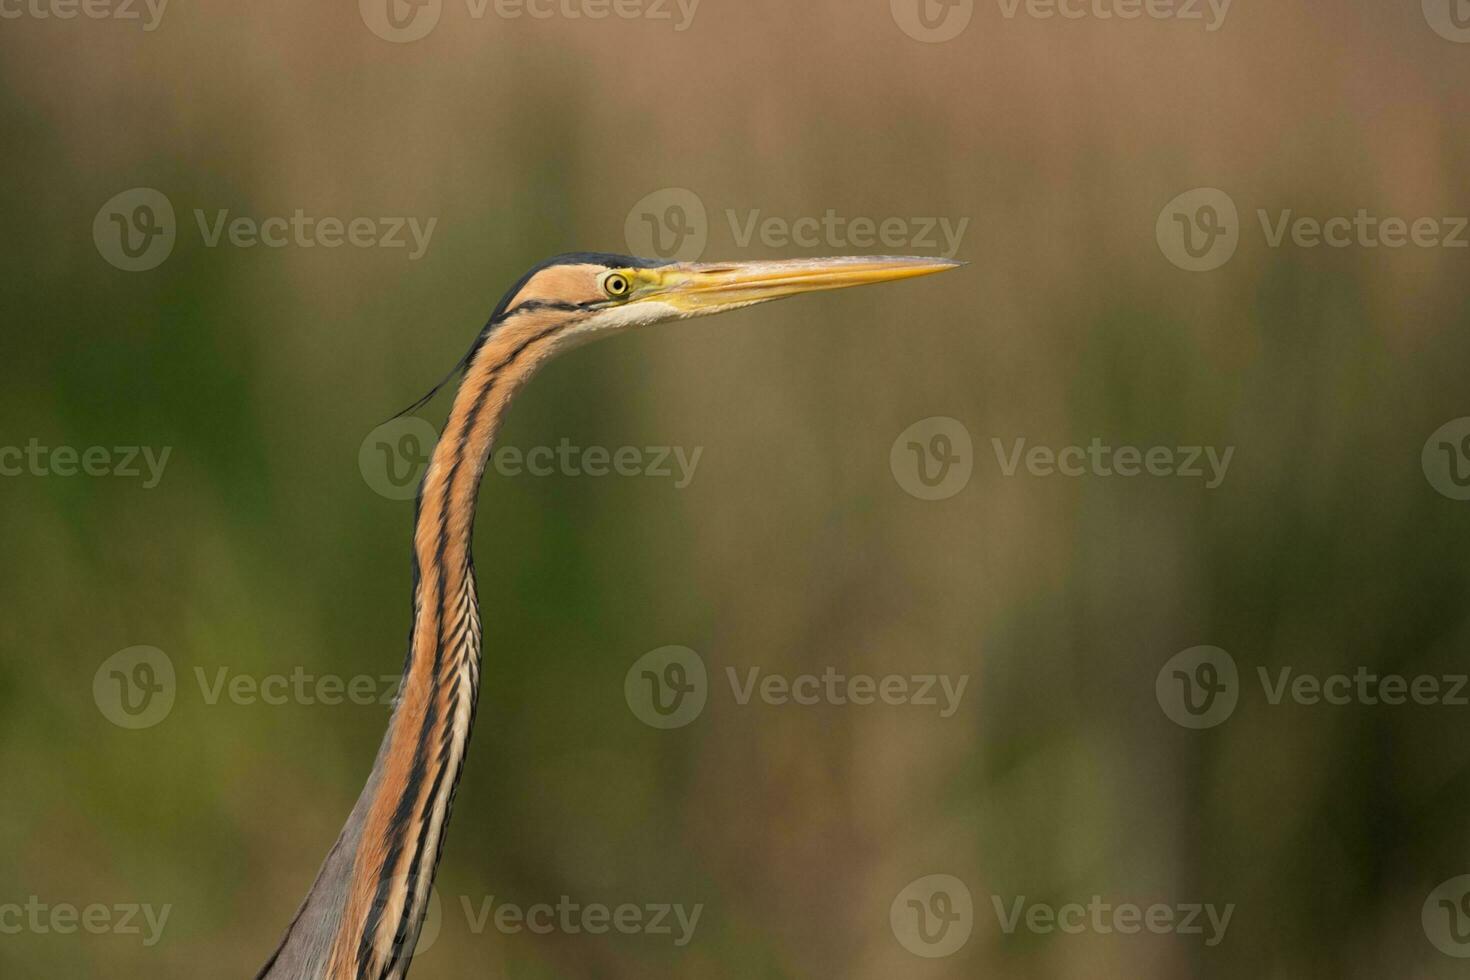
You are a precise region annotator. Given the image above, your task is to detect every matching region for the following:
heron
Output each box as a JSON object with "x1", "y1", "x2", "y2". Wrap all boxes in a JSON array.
[{"x1": 256, "y1": 253, "x2": 960, "y2": 979}]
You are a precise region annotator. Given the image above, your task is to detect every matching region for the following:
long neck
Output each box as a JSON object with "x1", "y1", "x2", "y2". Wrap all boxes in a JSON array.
[{"x1": 259, "y1": 308, "x2": 578, "y2": 980}]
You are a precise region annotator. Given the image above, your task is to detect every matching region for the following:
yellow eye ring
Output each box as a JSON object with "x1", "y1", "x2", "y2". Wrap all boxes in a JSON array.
[{"x1": 602, "y1": 272, "x2": 631, "y2": 299}]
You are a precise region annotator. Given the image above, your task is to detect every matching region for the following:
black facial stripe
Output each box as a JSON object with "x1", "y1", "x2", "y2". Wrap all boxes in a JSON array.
[{"x1": 494, "y1": 299, "x2": 587, "y2": 322}]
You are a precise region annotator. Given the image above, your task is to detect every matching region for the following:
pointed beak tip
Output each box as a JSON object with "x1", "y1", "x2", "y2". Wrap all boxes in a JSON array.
[{"x1": 878, "y1": 255, "x2": 966, "y2": 274}]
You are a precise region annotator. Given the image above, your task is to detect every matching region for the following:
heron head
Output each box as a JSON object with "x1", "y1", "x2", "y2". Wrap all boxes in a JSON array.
[
  {"x1": 515, "y1": 253, "x2": 963, "y2": 343},
  {"x1": 392, "y1": 253, "x2": 961, "y2": 420}
]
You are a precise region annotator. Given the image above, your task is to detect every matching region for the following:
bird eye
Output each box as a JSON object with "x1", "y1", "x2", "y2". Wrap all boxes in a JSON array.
[{"x1": 602, "y1": 273, "x2": 631, "y2": 299}]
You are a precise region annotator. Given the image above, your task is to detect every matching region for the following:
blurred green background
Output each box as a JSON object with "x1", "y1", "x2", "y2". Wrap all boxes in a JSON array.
[{"x1": 3, "y1": 1, "x2": 1470, "y2": 976}]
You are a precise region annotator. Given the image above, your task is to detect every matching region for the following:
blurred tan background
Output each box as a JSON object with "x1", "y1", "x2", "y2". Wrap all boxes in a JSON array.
[{"x1": 3, "y1": 0, "x2": 1470, "y2": 976}]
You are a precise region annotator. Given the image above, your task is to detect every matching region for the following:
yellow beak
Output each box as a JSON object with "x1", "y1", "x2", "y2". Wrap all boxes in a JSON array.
[{"x1": 649, "y1": 256, "x2": 963, "y2": 314}]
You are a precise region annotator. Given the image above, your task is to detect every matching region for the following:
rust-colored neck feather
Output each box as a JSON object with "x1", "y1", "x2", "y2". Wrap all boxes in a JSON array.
[
  {"x1": 258, "y1": 306, "x2": 581, "y2": 980},
  {"x1": 331, "y1": 310, "x2": 574, "y2": 978}
]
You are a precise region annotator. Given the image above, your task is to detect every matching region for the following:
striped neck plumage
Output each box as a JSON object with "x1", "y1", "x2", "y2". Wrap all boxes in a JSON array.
[
  {"x1": 254, "y1": 275, "x2": 596, "y2": 980},
  {"x1": 328, "y1": 448, "x2": 487, "y2": 976},
  {"x1": 323, "y1": 311, "x2": 570, "y2": 979},
  {"x1": 247, "y1": 303, "x2": 565, "y2": 980}
]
